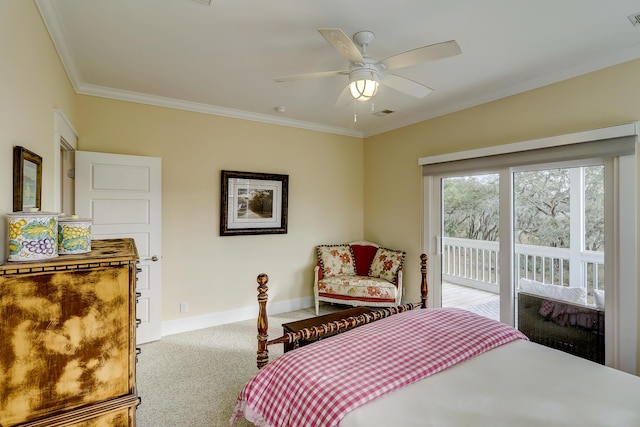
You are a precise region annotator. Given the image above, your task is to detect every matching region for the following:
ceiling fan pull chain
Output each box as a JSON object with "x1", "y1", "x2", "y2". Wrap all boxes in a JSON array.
[{"x1": 354, "y1": 100, "x2": 358, "y2": 122}]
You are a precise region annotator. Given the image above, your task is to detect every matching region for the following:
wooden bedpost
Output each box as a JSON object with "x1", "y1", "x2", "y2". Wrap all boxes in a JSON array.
[
  {"x1": 256, "y1": 273, "x2": 270, "y2": 369},
  {"x1": 420, "y1": 254, "x2": 429, "y2": 309}
]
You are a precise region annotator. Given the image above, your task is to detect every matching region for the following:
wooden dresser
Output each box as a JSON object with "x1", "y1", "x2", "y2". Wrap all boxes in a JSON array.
[{"x1": 0, "y1": 238, "x2": 140, "y2": 427}]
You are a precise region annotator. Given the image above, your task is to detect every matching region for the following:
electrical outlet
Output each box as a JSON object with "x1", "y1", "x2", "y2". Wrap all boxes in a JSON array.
[{"x1": 180, "y1": 301, "x2": 188, "y2": 313}]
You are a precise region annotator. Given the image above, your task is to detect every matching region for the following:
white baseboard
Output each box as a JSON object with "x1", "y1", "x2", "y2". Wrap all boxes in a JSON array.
[{"x1": 161, "y1": 296, "x2": 314, "y2": 337}]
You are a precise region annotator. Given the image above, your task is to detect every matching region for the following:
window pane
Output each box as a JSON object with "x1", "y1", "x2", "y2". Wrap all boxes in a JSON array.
[
  {"x1": 441, "y1": 174, "x2": 500, "y2": 321},
  {"x1": 514, "y1": 168, "x2": 570, "y2": 250}
]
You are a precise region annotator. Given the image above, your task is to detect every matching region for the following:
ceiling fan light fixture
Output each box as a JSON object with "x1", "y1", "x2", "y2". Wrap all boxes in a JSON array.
[{"x1": 349, "y1": 69, "x2": 379, "y2": 101}]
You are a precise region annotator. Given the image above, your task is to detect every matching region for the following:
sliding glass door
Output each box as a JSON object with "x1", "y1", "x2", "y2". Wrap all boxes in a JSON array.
[
  {"x1": 421, "y1": 125, "x2": 637, "y2": 372},
  {"x1": 437, "y1": 162, "x2": 605, "y2": 327}
]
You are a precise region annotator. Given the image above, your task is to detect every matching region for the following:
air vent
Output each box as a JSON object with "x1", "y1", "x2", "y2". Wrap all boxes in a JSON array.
[
  {"x1": 373, "y1": 109, "x2": 396, "y2": 117},
  {"x1": 628, "y1": 12, "x2": 640, "y2": 26}
]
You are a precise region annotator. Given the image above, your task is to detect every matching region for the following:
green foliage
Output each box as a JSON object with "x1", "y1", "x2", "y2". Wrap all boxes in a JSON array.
[
  {"x1": 443, "y1": 174, "x2": 499, "y2": 241},
  {"x1": 443, "y1": 166, "x2": 605, "y2": 251},
  {"x1": 514, "y1": 169, "x2": 571, "y2": 247}
]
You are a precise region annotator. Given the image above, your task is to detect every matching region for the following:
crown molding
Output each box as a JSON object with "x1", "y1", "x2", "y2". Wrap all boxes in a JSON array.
[
  {"x1": 364, "y1": 44, "x2": 640, "y2": 137},
  {"x1": 76, "y1": 83, "x2": 364, "y2": 138},
  {"x1": 35, "y1": 0, "x2": 363, "y2": 138},
  {"x1": 36, "y1": 0, "x2": 81, "y2": 92}
]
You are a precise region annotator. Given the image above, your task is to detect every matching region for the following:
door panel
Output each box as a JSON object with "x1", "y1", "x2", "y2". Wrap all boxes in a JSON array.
[
  {"x1": 75, "y1": 151, "x2": 162, "y2": 344},
  {"x1": 92, "y1": 164, "x2": 151, "y2": 190},
  {"x1": 92, "y1": 199, "x2": 150, "y2": 224}
]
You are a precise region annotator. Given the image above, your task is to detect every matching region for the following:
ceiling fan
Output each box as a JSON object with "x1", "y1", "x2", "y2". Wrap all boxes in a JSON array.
[{"x1": 275, "y1": 28, "x2": 461, "y2": 106}]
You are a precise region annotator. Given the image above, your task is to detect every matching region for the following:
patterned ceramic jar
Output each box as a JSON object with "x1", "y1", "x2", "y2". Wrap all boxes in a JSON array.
[
  {"x1": 7, "y1": 210, "x2": 59, "y2": 261},
  {"x1": 58, "y1": 215, "x2": 92, "y2": 254}
]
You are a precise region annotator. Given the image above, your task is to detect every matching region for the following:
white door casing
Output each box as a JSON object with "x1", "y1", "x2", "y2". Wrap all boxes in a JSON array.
[{"x1": 75, "y1": 151, "x2": 162, "y2": 344}]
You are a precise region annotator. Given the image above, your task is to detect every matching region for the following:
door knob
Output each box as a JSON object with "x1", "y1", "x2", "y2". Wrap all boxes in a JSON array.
[{"x1": 145, "y1": 255, "x2": 159, "y2": 262}]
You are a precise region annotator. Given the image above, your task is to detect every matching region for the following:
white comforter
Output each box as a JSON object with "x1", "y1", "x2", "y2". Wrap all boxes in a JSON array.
[{"x1": 340, "y1": 339, "x2": 640, "y2": 427}]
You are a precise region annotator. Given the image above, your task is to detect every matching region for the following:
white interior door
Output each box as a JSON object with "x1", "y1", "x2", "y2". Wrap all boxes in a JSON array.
[{"x1": 75, "y1": 151, "x2": 162, "y2": 344}]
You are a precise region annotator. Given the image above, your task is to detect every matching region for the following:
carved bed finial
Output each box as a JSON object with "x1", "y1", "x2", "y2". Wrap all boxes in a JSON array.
[
  {"x1": 257, "y1": 273, "x2": 269, "y2": 369},
  {"x1": 420, "y1": 254, "x2": 429, "y2": 309}
]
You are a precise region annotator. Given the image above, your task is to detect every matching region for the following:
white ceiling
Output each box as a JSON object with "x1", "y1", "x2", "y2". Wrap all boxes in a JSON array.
[{"x1": 36, "y1": 0, "x2": 640, "y2": 138}]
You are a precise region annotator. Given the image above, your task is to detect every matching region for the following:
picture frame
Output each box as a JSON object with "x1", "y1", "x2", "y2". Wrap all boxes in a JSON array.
[
  {"x1": 13, "y1": 146, "x2": 42, "y2": 212},
  {"x1": 220, "y1": 170, "x2": 288, "y2": 236}
]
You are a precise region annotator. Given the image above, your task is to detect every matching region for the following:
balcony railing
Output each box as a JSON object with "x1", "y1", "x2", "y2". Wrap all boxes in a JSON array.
[{"x1": 442, "y1": 237, "x2": 604, "y2": 295}]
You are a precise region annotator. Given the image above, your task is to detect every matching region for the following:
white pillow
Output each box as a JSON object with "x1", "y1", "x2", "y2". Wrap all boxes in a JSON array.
[
  {"x1": 594, "y1": 289, "x2": 605, "y2": 310},
  {"x1": 519, "y1": 278, "x2": 587, "y2": 305}
]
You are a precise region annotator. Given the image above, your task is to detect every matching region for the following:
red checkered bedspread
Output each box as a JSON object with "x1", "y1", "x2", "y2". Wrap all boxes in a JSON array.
[{"x1": 230, "y1": 307, "x2": 528, "y2": 427}]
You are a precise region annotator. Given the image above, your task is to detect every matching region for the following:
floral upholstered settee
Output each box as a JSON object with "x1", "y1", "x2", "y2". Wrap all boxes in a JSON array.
[{"x1": 313, "y1": 241, "x2": 406, "y2": 315}]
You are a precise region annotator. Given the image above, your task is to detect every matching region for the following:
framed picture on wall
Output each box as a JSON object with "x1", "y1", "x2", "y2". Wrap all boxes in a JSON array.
[
  {"x1": 220, "y1": 170, "x2": 288, "y2": 236},
  {"x1": 13, "y1": 146, "x2": 42, "y2": 212}
]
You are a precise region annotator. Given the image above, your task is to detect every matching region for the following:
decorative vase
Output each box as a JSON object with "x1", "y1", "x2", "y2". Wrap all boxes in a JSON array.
[
  {"x1": 7, "y1": 210, "x2": 59, "y2": 261},
  {"x1": 58, "y1": 215, "x2": 92, "y2": 254}
]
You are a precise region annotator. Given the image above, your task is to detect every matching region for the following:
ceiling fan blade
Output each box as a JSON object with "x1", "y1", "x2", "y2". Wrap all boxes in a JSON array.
[
  {"x1": 334, "y1": 86, "x2": 352, "y2": 108},
  {"x1": 381, "y1": 74, "x2": 433, "y2": 98},
  {"x1": 274, "y1": 70, "x2": 346, "y2": 83},
  {"x1": 318, "y1": 28, "x2": 365, "y2": 65},
  {"x1": 379, "y1": 40, "x2": 461, "y2": 70}
]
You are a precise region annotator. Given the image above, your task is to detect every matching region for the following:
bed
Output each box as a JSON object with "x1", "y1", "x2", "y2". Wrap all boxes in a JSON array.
[{"x1": 230, "y1": 255, "x2": 640, "y2": 427}]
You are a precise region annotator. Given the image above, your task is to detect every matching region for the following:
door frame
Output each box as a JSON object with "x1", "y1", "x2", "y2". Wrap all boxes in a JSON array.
[
  {"x1": 51, "y1": 110, "x2": 163, "y2": 344},
  {"x1": 53, "y1": 109, "x2": 78, "y2": 213}
]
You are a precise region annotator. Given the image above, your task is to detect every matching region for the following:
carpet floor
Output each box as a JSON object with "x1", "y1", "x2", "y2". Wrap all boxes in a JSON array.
[{"x1": 136, "y1": 305, "x2": 343, "y2": 427}]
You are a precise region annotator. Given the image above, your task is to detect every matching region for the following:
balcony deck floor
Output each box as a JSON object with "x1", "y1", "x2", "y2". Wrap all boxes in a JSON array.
[{"x1": 442, "y1": 282, "x2": 500, "y2": 321}]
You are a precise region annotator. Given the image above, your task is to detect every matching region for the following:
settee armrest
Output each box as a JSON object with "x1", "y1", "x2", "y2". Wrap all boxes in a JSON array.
[
  {"x1": 314, "y1": 263, "x2": 323, "y2": 281},
  {"x1": 395, "y1": 268, "x2": 403, "y2": 303}
]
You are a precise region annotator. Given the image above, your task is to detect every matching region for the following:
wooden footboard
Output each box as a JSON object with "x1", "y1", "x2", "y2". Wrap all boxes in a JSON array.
[{"x1": 256, "y1": 253, "x2": 429, "y2": 368}]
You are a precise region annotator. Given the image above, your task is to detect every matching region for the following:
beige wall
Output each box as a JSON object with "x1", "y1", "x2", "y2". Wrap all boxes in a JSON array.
[
  {"x1": 363, "y1": 59, "x2": 640, "y2": 370},
  {"x1": 0, "y1": 1, "x2": 76, "y2": 258},
  {"x1": 3, "y1": 0, "x2": 640, "y2": 370},
  {"x1": 75, "y1": 96, "x2": 364, "y2": 318},
  {"x1": 2, "y1": 0, "x2": 365, "y2": 326}
]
